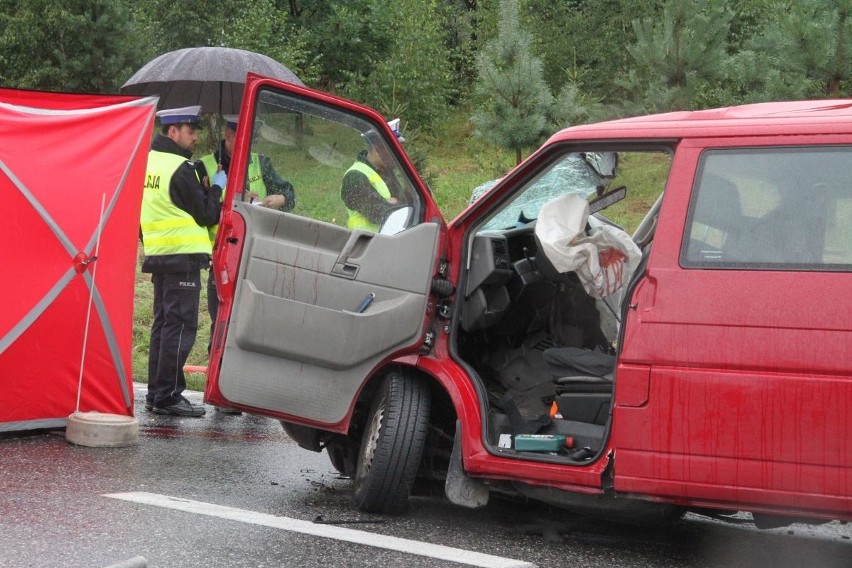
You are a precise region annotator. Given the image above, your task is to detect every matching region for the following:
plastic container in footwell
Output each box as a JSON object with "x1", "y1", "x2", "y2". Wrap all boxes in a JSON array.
[{"x1": 513, "y1": 434, "x2": 574, "y2": 452}]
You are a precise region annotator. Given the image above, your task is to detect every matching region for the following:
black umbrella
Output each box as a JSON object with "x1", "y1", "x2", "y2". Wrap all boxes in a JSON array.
[{"x1": 120, "y1": 46, "x2": 304, "y2": 114}]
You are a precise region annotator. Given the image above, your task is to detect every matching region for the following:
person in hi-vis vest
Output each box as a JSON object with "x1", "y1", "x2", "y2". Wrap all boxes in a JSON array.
[
  {"x1": 341, "y1": 119, "x2": 405, "y2": 232},
  {"x1": 140, "y1": 105, "x2": 225, "y2": 418},
  {"x1": 199, "y1": 114, "x2": 295, "y2": 212}
]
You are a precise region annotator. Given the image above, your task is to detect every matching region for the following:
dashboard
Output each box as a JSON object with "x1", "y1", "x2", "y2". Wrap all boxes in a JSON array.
[{"x1": 461, "y1": 226, "x2": 546, "y2": 332}]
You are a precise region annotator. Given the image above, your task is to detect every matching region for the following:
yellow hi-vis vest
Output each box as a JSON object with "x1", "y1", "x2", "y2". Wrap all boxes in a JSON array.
[
  {"x1": 200, "y1": 153, "x2": 266, "y2": 245},
  {"x1": 245, "y1": 154, "x2": 267, "y2": 199},
  {"x1": 199, "y1": 153, "x2": 266, "y2": 197},
  {"x1": 345, "y1": 161, "x2": 390, "y2": 232},
  {"x1": 140, "y1": 151, "x2": 212, "y2": 256}
]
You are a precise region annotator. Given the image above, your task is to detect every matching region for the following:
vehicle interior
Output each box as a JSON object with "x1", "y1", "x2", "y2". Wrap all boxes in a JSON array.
[{"x1": 455, "y1": 149, "x2": 671, "y2": 463}]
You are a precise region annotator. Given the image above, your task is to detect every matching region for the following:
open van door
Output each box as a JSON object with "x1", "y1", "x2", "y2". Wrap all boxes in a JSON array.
[{"x1": 205, "y1": 74, "x2": 446, "y2": 429}]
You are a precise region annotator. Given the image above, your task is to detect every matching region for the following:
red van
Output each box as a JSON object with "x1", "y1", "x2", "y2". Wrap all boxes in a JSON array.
[{"x1": 206, "y1": 74, "x2": 852, "y2": 528}]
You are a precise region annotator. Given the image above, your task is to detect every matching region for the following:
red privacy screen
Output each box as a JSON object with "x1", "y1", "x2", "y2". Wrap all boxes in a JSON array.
[{"x1": 0, "y1": 87, "x2": 157, "y2": 431}]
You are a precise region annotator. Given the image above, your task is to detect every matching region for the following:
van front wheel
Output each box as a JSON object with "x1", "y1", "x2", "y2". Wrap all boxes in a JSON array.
[{"x1": 353, "y1": 371, "x2": 431, "y2": 514}]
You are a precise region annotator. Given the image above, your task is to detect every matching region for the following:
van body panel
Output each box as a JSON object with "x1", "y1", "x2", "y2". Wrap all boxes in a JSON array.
[{"x1": 612, "y1": 134, "x2": 852, "y2": 517}]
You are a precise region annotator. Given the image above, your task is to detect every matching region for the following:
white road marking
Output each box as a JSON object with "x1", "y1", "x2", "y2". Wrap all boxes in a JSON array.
[{"x1": 103, "y1": 492, "x2": 535, "y2": 568}]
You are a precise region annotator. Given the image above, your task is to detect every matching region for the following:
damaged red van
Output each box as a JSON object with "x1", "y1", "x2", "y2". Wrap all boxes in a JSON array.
[{"x1": 205, "y1": 74, "x2": 852, "y2": 529}]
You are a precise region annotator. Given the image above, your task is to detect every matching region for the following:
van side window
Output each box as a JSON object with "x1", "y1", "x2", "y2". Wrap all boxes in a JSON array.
[{"x1": 682, "y1": 148, "x2": 852, "y2": 271}]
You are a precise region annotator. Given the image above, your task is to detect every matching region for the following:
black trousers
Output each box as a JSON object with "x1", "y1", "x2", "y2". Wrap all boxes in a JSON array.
[{"x1": 147, "y1": 270, "x2": 201, "y2": 408}]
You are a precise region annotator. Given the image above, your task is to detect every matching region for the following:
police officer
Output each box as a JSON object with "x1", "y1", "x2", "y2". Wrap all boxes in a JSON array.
[
  {"x1": 340, "y1": 120, "x2": 405, "y2": 232},
  {"x1": 199, "y1": 114, "x2": 295, "y2": 212},
  {"x1": 141, "y1": 105, "x2": 226, "y2": 417}
]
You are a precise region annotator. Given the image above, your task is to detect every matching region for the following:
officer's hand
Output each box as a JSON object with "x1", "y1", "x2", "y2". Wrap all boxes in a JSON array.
[
  {"x1": 262, "y1": 195, "x2": 287, "y2": 209},
  {"x1": 212, "y1": 170, "x2": 227, "y2": 189}
]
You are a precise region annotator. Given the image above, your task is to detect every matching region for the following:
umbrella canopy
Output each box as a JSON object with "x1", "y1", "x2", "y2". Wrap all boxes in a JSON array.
[{"x1": 120, "y1": 47, "x2": 304, "y2": 114}]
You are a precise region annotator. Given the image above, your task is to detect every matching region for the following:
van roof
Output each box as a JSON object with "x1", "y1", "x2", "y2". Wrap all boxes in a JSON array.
[{"x1": 551, "y1": 99, "x2": 852, "y2": 142}]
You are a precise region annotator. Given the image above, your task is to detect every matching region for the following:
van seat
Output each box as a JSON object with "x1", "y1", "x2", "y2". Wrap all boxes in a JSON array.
[{"x1": 544, "y1": 347, "x2": 615, "y2": 426}]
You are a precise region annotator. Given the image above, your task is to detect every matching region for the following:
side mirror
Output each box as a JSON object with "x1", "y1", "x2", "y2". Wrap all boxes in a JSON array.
[{"x1": 379, "y1": 206, "x2": 412, "y2": 235}]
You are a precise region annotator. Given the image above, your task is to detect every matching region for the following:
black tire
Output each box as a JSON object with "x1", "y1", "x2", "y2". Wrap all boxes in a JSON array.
[
  {"x1": 353, "y1": 371, "x2": 431, "y2": 514},
  {"x1": 326, "y1": 436, "x2": 357, "y2": 478}
]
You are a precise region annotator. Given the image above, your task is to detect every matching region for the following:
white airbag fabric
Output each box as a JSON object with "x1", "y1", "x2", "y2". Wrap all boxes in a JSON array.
[{"x1": 535, "y1": 194, "x2": 641, "y2": 299}]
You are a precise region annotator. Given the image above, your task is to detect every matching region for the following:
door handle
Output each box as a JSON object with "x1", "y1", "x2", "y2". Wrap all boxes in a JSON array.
[
  {"x1": 331, "y1": 262, "x2": 359, "y2": 278},
  {"x1": 332, "y1": 231, "x2": 373, "y2": 278},
  {"x1": 336, "y1": 230, "x2": 374, "y2": 263}
]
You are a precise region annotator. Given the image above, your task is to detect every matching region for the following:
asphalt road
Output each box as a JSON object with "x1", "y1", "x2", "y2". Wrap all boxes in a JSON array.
[{"x1": 1, "y1": 385, "x2": 850, "y2": 568}]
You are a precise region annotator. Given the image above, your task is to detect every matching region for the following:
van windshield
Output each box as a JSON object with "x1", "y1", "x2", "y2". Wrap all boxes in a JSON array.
[
  {"x1": 476, "y1": 149, "x2": 671, "y2": 235},
  {"x1": 477, "y1": 153, "x2": 614, "y2": 231}
]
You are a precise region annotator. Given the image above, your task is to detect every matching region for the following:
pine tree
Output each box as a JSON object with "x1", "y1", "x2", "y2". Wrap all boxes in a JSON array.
[
  {"x1": 471, "y1": 0, "x2": 557, "y2": 165},
  {"x1": 621, "y1": 1, "x2": 732, "y2": 113},
  {"x1": 730, "y1": 0, "x2": 852, "y2": 101}
]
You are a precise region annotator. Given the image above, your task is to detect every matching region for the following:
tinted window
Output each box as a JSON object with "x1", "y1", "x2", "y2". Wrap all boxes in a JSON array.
[{"x1": 683, "y1": 148, "x2": 852, "y2": 270}]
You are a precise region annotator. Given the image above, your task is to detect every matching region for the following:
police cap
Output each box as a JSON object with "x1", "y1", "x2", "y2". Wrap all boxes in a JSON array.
[
  {"x1": 156, "y1": 105, "x2": 203, "y2": 126},
  {"x1": 223, "y1": 114, "x2": 240, "y2": 131}
]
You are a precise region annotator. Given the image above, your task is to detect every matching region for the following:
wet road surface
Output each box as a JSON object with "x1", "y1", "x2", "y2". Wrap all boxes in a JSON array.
[{"x1": 1, "y1": 385, "x2": 850, "y2": 567}]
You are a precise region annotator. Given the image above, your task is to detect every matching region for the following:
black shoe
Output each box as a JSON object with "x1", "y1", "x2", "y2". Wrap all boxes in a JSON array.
[
  {"x1": 215, "y1": 406, "x2": 243, "y2": 415},
  {"x1": 153, "y1": 397, "x2": 206, "y2": 417},
  {"x1": 145, "y1": 403, "x2": 154, "y2": 411}
]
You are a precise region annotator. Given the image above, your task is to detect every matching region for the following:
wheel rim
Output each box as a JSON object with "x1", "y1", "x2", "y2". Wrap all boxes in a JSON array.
[{"x1": 358, "y1": 397, "x2": 384, "y2": 480}]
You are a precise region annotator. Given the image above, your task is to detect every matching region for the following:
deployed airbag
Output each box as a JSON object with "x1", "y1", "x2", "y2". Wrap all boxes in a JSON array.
[{"x1": 535, "y1": 194, "x2": 641, "y2": 299}]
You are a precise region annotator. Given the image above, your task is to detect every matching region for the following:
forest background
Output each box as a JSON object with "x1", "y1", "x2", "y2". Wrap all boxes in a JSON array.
[{"x1": 2, "y1": 0, "x2": 851, "y2": 382}]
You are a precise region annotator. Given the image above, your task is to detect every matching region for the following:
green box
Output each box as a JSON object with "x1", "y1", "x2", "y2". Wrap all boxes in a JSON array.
[{"x1": 513, "y1": 434, "x2": 566, "y2": 452}]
